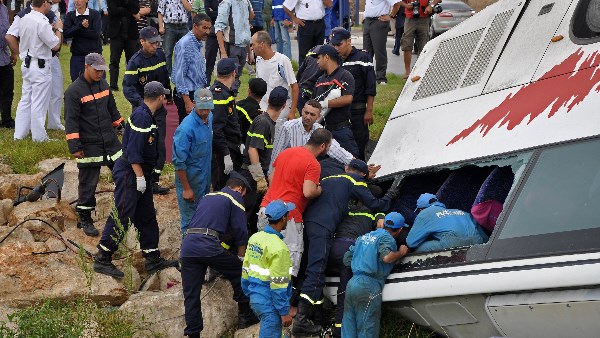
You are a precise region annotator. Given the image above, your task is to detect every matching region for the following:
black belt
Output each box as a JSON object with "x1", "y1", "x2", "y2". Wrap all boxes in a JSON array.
[
  {"x1": 302, "y1": 19, "x2": 323, "y2": 23},
  {"x1": 186, "y1": 227, "x2": 220, "y2": 240},
  {"x1": 325, "y1": 120, "x2": 351, "y2": 131}
]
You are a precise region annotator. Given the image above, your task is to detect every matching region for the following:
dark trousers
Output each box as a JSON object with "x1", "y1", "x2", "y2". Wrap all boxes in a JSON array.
[
  {"x1": 330, "y1": 126, "x2": 360, "y2": 158},
  {"x1": 181, "y1": 253, "x2": 249, "y2": 335},
  {"x1": 70, "y1": 55, "x2": 86, "y2": 82},
  {"x1": 0, "y1": 64, "x2": 14, "y2": 125},
  {"x1": 153, "y1": 106, "x2": 167, "y2": 181},
  {"x1": 350, "y1": 108, "x2": 369, "y2": 161},
  {"x1": 240, "y1": 168, "x2": 263, "y2": 235},
  {"x1": 393, "y1": 26, "x2": 404, "y2": 54},
  {"x1": 328, "y1": 238, "x2": 354, "y2": 328},
  {"x1": 109, "y1": 37, "x2": 137, "y2": 88},
  {"x1": 205, "y1": 33, "x2": 219, "y2": 84},
  {"x1": 76, "y1": 165, "x2": 113, "y2": 212},
  {"x1": 363, "y1": 18, "x2": 390, "y2": 82},
  {"x1": 98, "y1": 159, "x2": 159, "y2": 256},
  {"x1": 174, "y1": 89, "x2": 194, "y2": 124},
  {"x1": 102, "y1": 14, "x2": 109, "y2": 44},
  {"x1": 297, "y1": 19, "x2": 325, "y2": 66},
  {"x1": 300, "y1": 221, "x2": 333, "y2": 303},
  {"x1": 211, "y1": 147, "x2": 243, "y2": 191}
]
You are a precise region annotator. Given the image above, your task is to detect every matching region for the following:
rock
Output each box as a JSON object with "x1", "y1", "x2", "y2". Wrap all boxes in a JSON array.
[
  {"x1": 0, "y1": 164, "x2": 13, "y2": 175},
  {"x1": 0, "y1": 172, "x2": 44, "y2": 200},
  {"x1": 234, "y1": 323, "x2": 261, "y2": 338},
  {"x1": 8, "y1": 200, "x2": 66, "y2": 241},
  {"x1": 154, "y1": 193, "x2": 181, "y2": 258},
  {"x1": 139, "y1": 267, "x2": 181, "y2": 292},
  {"x1": 0, "y1": 304, "x2": 17, "y2": 331},
  {"x1": 0, "y1": 199, "x2": 14, "y2": 226},
  {"x1": 0, "y1": 226, "x2": 34, "y2": 247}
]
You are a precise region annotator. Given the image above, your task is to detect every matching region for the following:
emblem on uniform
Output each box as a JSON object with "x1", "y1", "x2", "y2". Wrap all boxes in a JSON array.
[
  {"x1": 215, "y1": 87, "x2": 222, "y2": 92},
  {"x1": 139, "y1": 75, "x2": 147, "y2": 85},
  {"x1": 228, "y1": 106, "x2": 233, "y2": 115},
  {"x1": 148, "y1": 135, "x2": 154, "y2": 144}
]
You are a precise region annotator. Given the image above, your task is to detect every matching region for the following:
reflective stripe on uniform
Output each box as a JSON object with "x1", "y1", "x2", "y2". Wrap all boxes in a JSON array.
[
  {"x1": 124, "y1": 61, "x2": 167, "y2": 75},
  {"x1": 247, "y1": 131, "x2": 273, "y2": 149},
  {"x1": 81, "y1": 89, "x2": 109, "y2": 103},
  {"x1": 272, "y1": 4, "x2": 283, "y2": 8},
  {"x1": 128, "y1": 116, "x2": 157, "y2": 133},
  {"x1": 142, "y1": 248, "x2": 159, "y2": 253},
  {"x1": 76, "y1": 149, "x2": 122, "y2": 164},
  {"x1": 221, "y1": 242, "x2": 231, "y2": 250},
  {"x1": 342, "y1": 61, "x2": 374, "y2": 67},
  {"x1": 206, "y1": 191, "x2": 246, "y2": 211},
  {"x1": 66, "y1": 133, "x2": 80, "y2": 140},
  {"x1": 109, "y1": 150, "x2": 123, "y2": 162},
  {"x1": 335, "y1": 323, "x2": 342, "y2": 328},
  {"x1": 348, "y1": 212, "x2": 376, "y2": 220},
  {"x1": 99, "y1": 244, "x2": 110, "y2": 252},
  {"x1": 322, "y1": 174, "x2": 368, "y2": 187},
  {"x1": 306, "y1": 51, "x2": 316, "y2": 57},
  {"x1": 237, "y1": 105, "x2": 252, "y2": 124},
  {"x1": 76, "y1": 205, "x2": 94, "y2": 210},
  {"x1": 300, "y1": 293, "x2": 324, "y2": 305},
  {"x1": 112, "y1": 117, "x2": 124, "y2": 127},
  {"x1": 249, "y1": 263, "x2": 270, "y2": 277},
  {"x1": 213, "y1": 96, "x2": 235, "y2": 105},
  {"x1": 154, "y1": 168, "x2": 161, "y2": 174}
]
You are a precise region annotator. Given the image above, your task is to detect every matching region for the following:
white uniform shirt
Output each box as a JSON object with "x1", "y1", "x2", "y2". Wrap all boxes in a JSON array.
[
  {"x1": 363, "y1": 0, "x2": 400, "y2": 18},
  {"x1": 256, "y1": 52, "x2": 296, "y2": 118},
  {"x1": 282, "y1": 0, "x2": 325, "y2": 20},
  {"x1": 17, "y1": 11, "x2": 59, "y2": 60}
]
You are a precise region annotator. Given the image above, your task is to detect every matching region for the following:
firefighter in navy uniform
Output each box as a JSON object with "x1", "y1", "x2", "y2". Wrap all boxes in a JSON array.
[
  {"x1": 331, "y1": 27, "x2": 377, "y2": 161},
  {"x1": 211, "y1": 58, "x2": 243, "y2": 190},
  {"x1": 64, "y1": 53, "x2": 124, "y2": 237},
  {"x1": 94, "y1": 81, "x2": 179, "y2": 278},
  {"x1": 236, "y1": 77, "x2": 267, "y2": 138},
  {"x1": 123, "y1": 26, "x2": 172, "y2": 195}
]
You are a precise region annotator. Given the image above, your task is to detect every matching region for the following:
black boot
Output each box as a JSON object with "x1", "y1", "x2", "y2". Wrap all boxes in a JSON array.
[
  {"x1": 145, "y1": 256, "x2": 179, "y2": 274},
  {"x1": 152, "y1": 173, "x2": 170, "y2": 195},
  {"x1": 238, "y1": 301, "x2": 259, "y2": 329},
  {"x1": 93, "y1": 250, "x2": 124, "y2": 278},
  {"x1": 77, "y1": 210, "x2": 99, "y2": 237},
  {"x1": 311, "y1": 303, "x2": 324, "y2": 326},
  {"x1": 292, "y1": 299, "x2": 322, "y2": 336}
]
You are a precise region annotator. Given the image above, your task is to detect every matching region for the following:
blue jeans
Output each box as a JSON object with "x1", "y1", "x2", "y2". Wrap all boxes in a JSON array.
[
  {"x1": 342, "y1": 274, "x2": 383, "y2": 338},
  {"x1": 273, "y1": 21, "x2": 291, "y2": 60},
  {"x1": 163, "y1": 23, "x2": 189, "y2": 75},
  {"x1": 249, "y1": 295, "x2": 284, "y2": 338}
]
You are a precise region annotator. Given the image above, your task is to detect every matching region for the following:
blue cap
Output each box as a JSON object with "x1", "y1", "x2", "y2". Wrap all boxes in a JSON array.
[
  {"x1": 217, "y1": 58, "x2": 238, "y2": 76},
  {"x1": 194, "y1": 88, "x2": 214, "y2": 109},
  {"x1": 229, "y1": 171, "x2": 252, "y2": 191},
  {"x1": 384, "y1": 212, "x2": 406, "y2": 229},
  {"x1": 140, "y1": 26, "x2": 162, "y2": 43},
  {"x1": 415, "y1": 193, "x2": 438, "y2": 211},
  {"x1": 265, "y1": 200, "x2": 296, "y2": 221},
  {"x1": 310, "y1": 44, "x2": 340, "y2": 63},
  {"x1": 269, "y1": 86, "x2": 288, "y2": 106},
  {"x1": 348, "y1": 159, "x2": 369, "y2": 175},
  {"x1": 330, "y1": 27, "x2": 351, "y2": 45}
]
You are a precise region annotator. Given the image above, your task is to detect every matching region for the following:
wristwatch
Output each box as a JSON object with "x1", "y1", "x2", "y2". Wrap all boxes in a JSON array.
[{"x1": 54, "y1": 27, "x2": 63, "y2": 33}]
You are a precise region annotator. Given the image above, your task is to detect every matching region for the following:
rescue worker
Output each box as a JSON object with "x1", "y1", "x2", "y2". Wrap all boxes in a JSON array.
[
  {"x1": 311, "y1": 44, "x2": 359, "y2": 158},
  {"x1": 211, "y1": 58, "x2": 243, "y2": 190},
  {"x1": 123, "y1": 26, "x2": 172, "y2": 195},
  {"x1": 295, "y1": 159, "x2": 398, "y2": 336},
  {"x1": 237, "y1": 77, "x2": 267, "y2": 138},
  {"x1": 180, "y1": 173, "x2": 259, "y2": 338},
  {"x1": 342, "y1": 212, "x2": 409, "y2": 337},
  {"x1": 240, "y1": 86, "x2": 288, "y2": 234},
  {"x1": 64, "y1": 53, "x2": 124, "y2": 237},
  {"x1": 295, "y1": 45, "x2": 324, "y2": 112},
  {"x1": 242, "y1": 199, "x2": 295, "y2": 338},
  {"x1": 172, "y1": 88, "x2": 214, "y2": 235},
  {"x1": 93, "y1": 81, "x2": 179, "y2": 278},
  {"x1": 407, "y1": 193, "x2": 488, "y2": 252},
  {"x1": 331, "y1": 27, "x2": 377, "y2": 161}
]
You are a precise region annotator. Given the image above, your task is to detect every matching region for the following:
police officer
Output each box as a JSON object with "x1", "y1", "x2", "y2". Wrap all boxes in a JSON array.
[
  {"x1": 211, "y1": 58, "x2": 243, "y2": 190},
  {"x1": 242, "y1": 200, "x2": 295, "y2": 338},
  {"x1": 240, "y1": 86, "x2": 287, "y2": 234},
  {"x1": 236, "y1": 77, "x2": 267, "y2": 138},
  {"x1": 311, "y1": 44, "x2": 359, "y2": 158},
  {"x1": 295, "y1": 159, "x2": 397, "y2": 336},
  {"x1": 94, "y1": 81, "x2": 179, "y2": 278},
  {"x1": 64, "y1": 53, "x2": 124, "y2": 237},
  {"x1": 331, "y1": 27, "x2": 377, "y2": 161},
  {"x1": 180, "y1": 173, "x2": 259, "y2": 338},
  {"x1": 123, "y1": 26, "x2": 172, "y2": 195}
]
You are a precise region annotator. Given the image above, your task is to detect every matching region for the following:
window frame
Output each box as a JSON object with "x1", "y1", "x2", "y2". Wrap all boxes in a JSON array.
[{"x1": 569, "y1": 0, "x2": 600, "y2": 45}]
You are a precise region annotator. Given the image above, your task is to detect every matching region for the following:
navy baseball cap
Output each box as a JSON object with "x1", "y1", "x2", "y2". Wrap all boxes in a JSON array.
[
  {"x1": 348, "y1": 159, "x2": 369, "y2": 175},
  {"x1": 384, "y1": 212, "x2": 406, "y2": 229},
  {"x1": 140, "y1": 26, "x2": 162, "y2": 43},
  {"x1": 310, "y1": 44, "x2": 340, "y2": 62},
  {"x1": 265, "y1": 200, "x2": 296, "y2": 221},
  {"x1": 415, "y1": 193, "x2": 438, "y2": 211},
  {"x1": 229, "y1": 171, "x2": 252, "y2": 191},
  {"x1": 144, "y1": 81, "x2": 170, "y2": 98},
  {"x1": 217, "y1": 58, "x2": 238, "y2": 76},
  {"x1": 330, "y1": 27, "x2": 351, "y2": 45},
  {"x1": 269, "y1": 86, "x2": 288, "y2": 106}
]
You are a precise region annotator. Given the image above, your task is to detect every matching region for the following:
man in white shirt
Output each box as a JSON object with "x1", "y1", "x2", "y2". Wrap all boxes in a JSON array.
[
  {"x1": 362, "y1": 0, "x2": 401, "y2": 85},
  {"x1": 283, "y1": 0, "x2": 332, "y2": 65},
  {"x1": 251, "y1": 30, "x2": 298, "y2": 136},
  {"x1": 8, "y1": 0, "x2": 62, "y2": 142}
]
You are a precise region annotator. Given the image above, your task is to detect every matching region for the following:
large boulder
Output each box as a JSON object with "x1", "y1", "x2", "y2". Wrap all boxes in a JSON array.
[
  {"x1": 0, "y1": 199, "x2": 13, "y2": 226},
  {"x1": 8, "y1": 200, "x2": 70, "y2": 241},
  {"x1": 0, "y1": 173, "x2": 44, "y2": 201},
  {"x1": 140, "y1": 267, "x2": 182, "y2": 292},
  {"x1": 0, "y1": 226, "x2": 34, "y2": 247},
  {"x1": 234, "y1": 323, "x2": 261, "y2": 338}
]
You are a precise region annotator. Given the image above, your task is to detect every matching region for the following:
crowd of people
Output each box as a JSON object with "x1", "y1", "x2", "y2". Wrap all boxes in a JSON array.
[{"x1": 0, "y1": 0, "x2": 475, "y2": 337}]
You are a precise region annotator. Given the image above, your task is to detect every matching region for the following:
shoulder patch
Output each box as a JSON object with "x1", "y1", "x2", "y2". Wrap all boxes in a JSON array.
[{"x1": 214, "y1": 87, "x2": 222, "y2": 92}]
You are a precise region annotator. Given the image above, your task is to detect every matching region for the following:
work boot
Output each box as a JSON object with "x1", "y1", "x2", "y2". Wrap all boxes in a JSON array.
[
  {"x1": 292, "y1": 299, "x2": 322, "y2": 336},
  {"x1": 237, "y1": 301, "x2": 259, "y2": 329},
  {"x1": 152, "y1": 173, "x2": 170, "y2": 195},
  {"x1": 145, "y1": 256, "x2": 179, "y2": 274},
  {"x1": 77, "y1": 210, "x2": 99, "y2": 237},
  {"x1": 93, "y1": 250, "x2": 124, "y2": 278},
  {"x1": 311, "y1": 303, "x2": 324, "y2": 326}
]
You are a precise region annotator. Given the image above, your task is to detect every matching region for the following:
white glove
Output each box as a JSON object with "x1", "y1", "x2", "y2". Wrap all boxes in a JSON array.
[
  {"x1": 136, "y1": 176, "x2": 146, "y2": 193},
  {"x1": 318, "y1": 89, "x2": 341, "y2": 122},
  {"x1": 238, "y1": 256, "x2": 244, "y2": 262},
  {"x1": 224, "y1": 154, "x2": 234, "y2": 175},
  {"x1": 248, "y1": 163, "x2": 265, "y2": 181},
  {"x1": 239, "y1": 143, "x2": 246, "y2": 154}
]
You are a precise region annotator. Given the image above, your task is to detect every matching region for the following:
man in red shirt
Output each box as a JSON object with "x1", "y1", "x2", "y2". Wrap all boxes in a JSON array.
[{"x1": 259, "y1": 128, "x2": 332, "y2": 279}]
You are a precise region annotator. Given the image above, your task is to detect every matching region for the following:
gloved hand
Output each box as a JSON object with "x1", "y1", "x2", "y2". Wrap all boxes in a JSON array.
[
  {"x1": 248, "y1": 163, "x2": 264, "y2": 181},
  {"x1": 317, "y1": 88, "x2": 341, "y2": 122},
  {"x1": 136, "y1": 176, "x2": 146, "y2": 193},
  {"x1": 239, "y1": 143, "x2": 246, "y2": 154},
  {"x1": 384, "y1": 175, "x2": 403, "y2": 200},
  {"x1": 256, "y1": 177, "x2": 269, "y2": 194},
  {"x1": 238, "y1": 256, "x2": 244, "y2": 262},
  {"x1": 115, "y1": 120, "x2": 126, "y2": 136},
  {"x1": 223, "y1": 154, "x2": 234, "y2": 175}
]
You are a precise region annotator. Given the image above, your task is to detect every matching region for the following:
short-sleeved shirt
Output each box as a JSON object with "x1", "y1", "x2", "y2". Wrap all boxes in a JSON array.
[
  {"x1": 261, "y1": 146, "x2": 321, "y2": 222},
  {"x1": 158, "y1": 0, "x2": 192, "y2": 24},
  {"x1": 363, "y1": 0, "x2": 401, "y2": 18},
  {"x1": 282, "y1": 0, "x2": 325, "y2": 20},
  {"x1": 237, "y1": 96, "x2": 263, "y2": 138},
  {"x1": 17, "y1": 11, "x2": 59, "y2": 60},
  {"x1": 243, "y1": 112, "x2": 276, "y2": 173},
  {"x1": 256, "y1": 52, "x2": 297, "y2": 113},
  {"x1": 312, "y1": 66, "x2": 355, "y2": 126},
  {"x1": 345, "y1": 228, "x2": 397, "y2": 287}
]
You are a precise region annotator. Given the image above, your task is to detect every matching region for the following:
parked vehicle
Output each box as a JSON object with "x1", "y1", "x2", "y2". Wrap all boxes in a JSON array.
[
  {"x1": 325, "y1": 0, "x2": 600, "y2": 337},
  {"x1": 429, "y1": 0, "x2": 475, "y2": 38}
]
